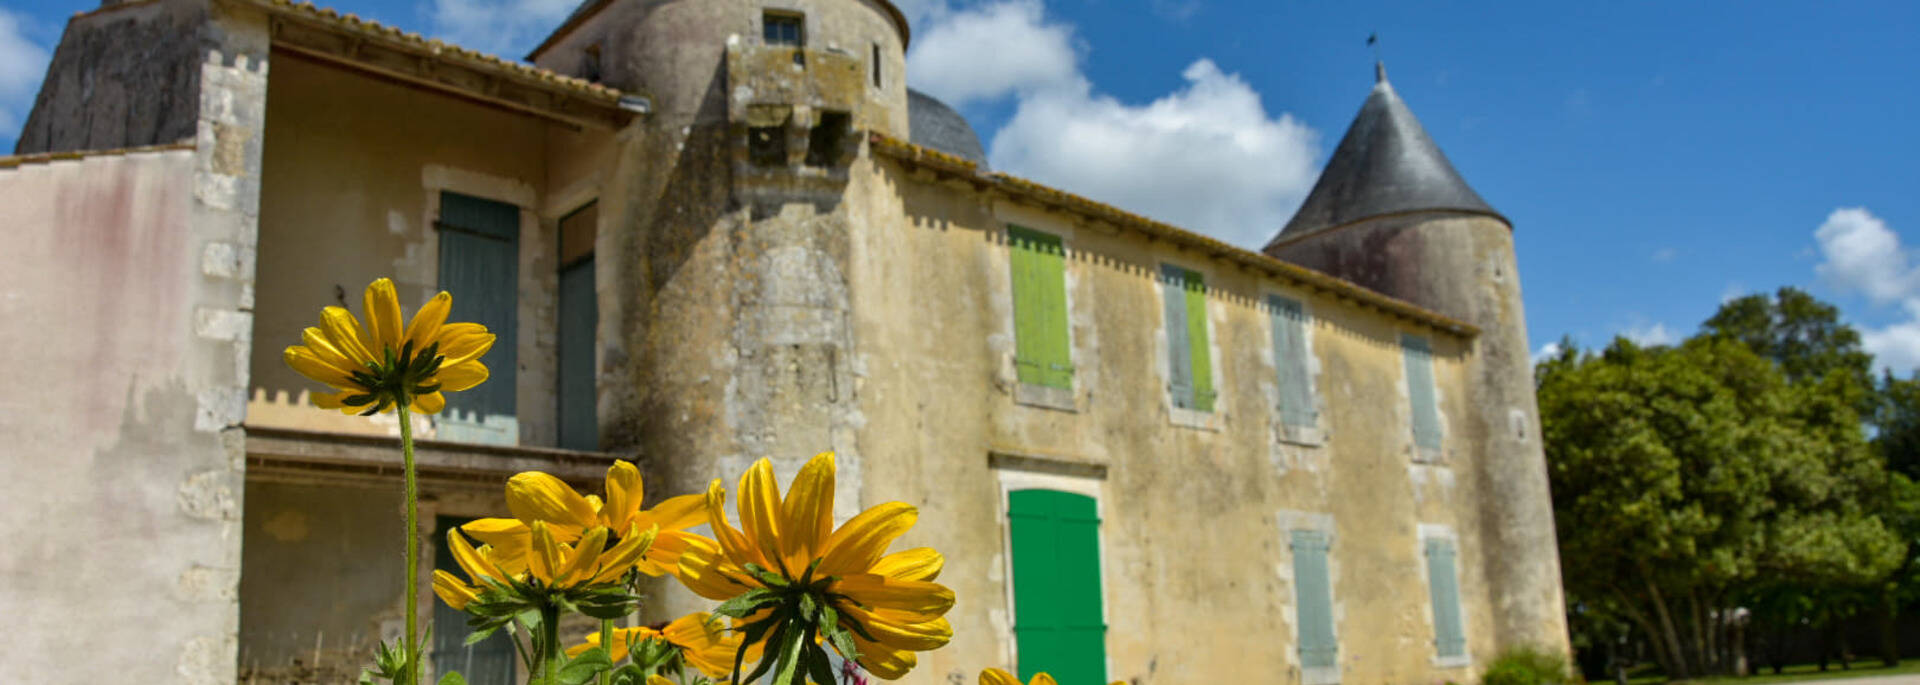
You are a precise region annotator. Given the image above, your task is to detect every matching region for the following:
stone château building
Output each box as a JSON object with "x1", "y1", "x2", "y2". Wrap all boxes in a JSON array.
[{"x1": 0, "y1": 0, "x2": 1569, "y2": 681}]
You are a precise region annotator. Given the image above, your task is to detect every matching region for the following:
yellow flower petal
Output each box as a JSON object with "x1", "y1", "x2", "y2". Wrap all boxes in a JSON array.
[
  {"x1": 301, "y1": 327, "x2": 362, "y2": 372},
  {"x1": 364, "y1": 278, "x2": 404, "y2": 355},
  {"x1": 635, "y1": 530, "x2": 698, "y2": 576},
  {"x1": 832, "y1": 573, "x2": 955, "y2": 619},
  {"x1": 435, "y1": 323, "x2": 496, "y2": 366},
  {"x1": 638, "y1": 493, "x2": 708, "y2": 532},
  {"x1": 819, "y1": 502, "x2": 918, "y2": 576},
  {"x1": 312, "y1": 390, "x2": 358, "y2": 413},
  {"x1": 588, "y1": 523, "x2": 657, "y2": 585},
  {"x1": 705, "y1": 479, "x2": 770, "y2": 570},
  {"x1": 602, "y1": 460, "x2": 643, "y2": 532},
  {"x1": 647, "y1": 676, "x2": 675, "y2": 685},
  {"x1": 507, "y1": 472, "x2": 598, "y2": 540},
  {"x1": 406, "y1": 291, "x2": 453, "y2": 353},
  {"x1": 529, "y1": 521, "x2": 565, "y2": 584},
  {"x1": 319, "y1": 306, "x2": 377, "y2": 363},
  {"x1": 558, "y1": 525, "x2": 609, "y2": 586},
  {"x1": 836, "y1": 604, "x2": 951, "y2": 651},
  {"x1": 432, "y1": 569, "x2": 480, "y2": 610},
  {"x1": 566, "y1": 626, "x2": 658, "y2": 658},
  {"x1": 448, "y1": 528, "x2": 506, "y2": 584},
  {"x1": 675, "y1": 536, "x2": 758, "y2": 601},
  {"x1": 411, "y1": 391, "x2": 446, "y2": 415},
  {"x1": 662, "y1": 613, "x2": 739, "y2": 678},
  {"x1": 870, "y1": 548, "x2": 944, "y2": 582},
  {"x1": 737, "y1": 459, "x2": 784, "y2": 571},
  {"x1": 437, "y1": 360, "x2": 489, "y2": 393},
  {"x1": 848, "y1": 633, "x2": 916, "y2": 680},
  {"x1": 1033, "y1": 676, "x2": 1057, "y2": 685},
  {"x1": 779, "y1": 451, "x2": 836, "y2": 570},
  {"x1": 283, "y1": 346, "x2": 357, "y2": 389},
  {"x1": 980, "y1": 669, "x2": 1022, "y2": 685}
]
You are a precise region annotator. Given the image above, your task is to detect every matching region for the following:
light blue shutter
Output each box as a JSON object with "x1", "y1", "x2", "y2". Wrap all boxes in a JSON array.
[
  {"x1": 1426, "y1": 538, "x2": 1466, "y2": 658},
  {"x1": 1271, "y1": 296, "x2": 1316, "y2": 428},
  {"x1": 438, "y1": 192, "x2": 519, "y2": 422},
  {"x1": 1162, "y1": 264, "x2": 1193, "y2": 409},
  {"x1": 1291, "y1": 529, "x2": 1338, "y2": 669},
  {"x1": 1402, "y1": 334, "x2": 1442, "y2": 451},
  {"x1": 557, "y1": 258, "x2": 596, "y2": 450}
]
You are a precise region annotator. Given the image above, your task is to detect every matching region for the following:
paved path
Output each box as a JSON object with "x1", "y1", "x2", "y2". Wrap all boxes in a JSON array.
[{"x1": 1762, "y1": 676, "x2": 1920, "y2": 685}]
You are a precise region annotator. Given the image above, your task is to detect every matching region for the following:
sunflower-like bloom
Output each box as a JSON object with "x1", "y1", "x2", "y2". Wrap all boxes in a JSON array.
[
  {"x1": 979, "y1": 669, "x2": 1125, "y2": 685},
  {"x1": 432, "y1": 520, "x2": 658, "y2": 609},
  {"x1": 461, "y1": 461, "x2": 709, "y2": 577},
  {"x1": 676, "y1": 451, "x2": 954, "y2": 680},
  {"x1": 566, "y1": 612, "x2": 761, "y2": 679},
  {"x1": 283, "y1": 277, "x2": 494, "y2": 415}
]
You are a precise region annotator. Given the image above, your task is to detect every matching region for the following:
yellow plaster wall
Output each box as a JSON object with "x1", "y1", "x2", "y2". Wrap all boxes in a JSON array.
[{"x1": 849, "y1": 156, "x2": 1503, "y2": 683}]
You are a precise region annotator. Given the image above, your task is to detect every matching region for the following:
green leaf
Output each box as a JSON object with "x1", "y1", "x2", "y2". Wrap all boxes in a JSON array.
[
  {"x1": 438, "y1": 672, "x2": 470, "y2": 685},
  {"x1": 739, "y1": 614, "x2": 787, "y2": 685},
  {"x1": 770, "y1": 619, "x2": 808, "y2": 685},
  {"x1": 818, "y1": 604, "x2": 859, "y2": 664},
  {"x1": 557, "y1": 648, "x2": 615, "y2": 685},
  {"x1": 712, "y1": 587, "x2": 778, "y2": 619},
  {"x1": 463, "y1": 622, "x2": 503, "y2": 647},
  {"x1": 803, "y1": 637, "x2": 835, "y2": 685}
]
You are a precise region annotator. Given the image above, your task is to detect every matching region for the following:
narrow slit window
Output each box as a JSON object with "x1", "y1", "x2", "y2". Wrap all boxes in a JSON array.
[{"x1": 871, "y1": 43, "x2": 883, "y2": 88}]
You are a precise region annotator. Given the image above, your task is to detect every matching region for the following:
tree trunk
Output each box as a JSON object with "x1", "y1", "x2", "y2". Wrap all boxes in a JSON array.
[
  {"x1": 1731, "y1": 608, "x2": 1748, "y2": 677},
  {"x1": 1881, "y1": 588, "x2": 1901, "y2": 667},
  {"x1": 1613, "y1": 586, "x2": 1683, "y2": 680},
  {"x1": 1642, "y1": 569, "x2": 1693, "y2": 679}
]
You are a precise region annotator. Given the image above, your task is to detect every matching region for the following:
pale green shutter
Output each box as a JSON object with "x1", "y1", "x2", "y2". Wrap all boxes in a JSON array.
[
  {"x1": 1161, "y1": 264, "x2": 1193, "y2": 409},
  {"x1": 1426, "y1": 538, "x2": 1466, "y2": 658},
  {"x1": 1271, "y1": 296, "x2": 1315, "y2": 427},
  {"x1": 1010, "y1": 490, "x2": 1107, "y2": 685},
  {"x1": 1009, "y1": 226, "x2": 1072, "y2": 389},
  {"x1": 1184, "y1": 270, "x2": 1214, "y2": 412},
  {"x1": 1291, "y1": 529, "x2": 1338, "y2": 669},
  {"x1": 1402, "y1": 334, "x2": 1442, "y2": 451},
  {"x1": 438, "y1": 192, "x2": 518, "y2": 421}
]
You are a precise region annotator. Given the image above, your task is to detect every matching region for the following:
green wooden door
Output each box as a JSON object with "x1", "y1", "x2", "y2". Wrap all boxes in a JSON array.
[
  {"x1": 1009, "y1": 489, "x2": 1106, "y2": 685},
  {"x1": 438, "y1": 192, "x2": 518, "y2": 422}
]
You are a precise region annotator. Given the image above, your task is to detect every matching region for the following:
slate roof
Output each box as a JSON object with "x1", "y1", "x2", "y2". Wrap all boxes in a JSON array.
[
  {"x1": 1267, "y1": 63, "x2": 1503, "y2": 249},
  {"x1": 907, "y1": 89, "x2": 988, "y2": 169}
]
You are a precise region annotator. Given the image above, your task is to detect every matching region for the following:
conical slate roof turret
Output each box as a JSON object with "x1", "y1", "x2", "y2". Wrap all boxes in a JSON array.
[{"x1": 1266, "y1": 63, "x2": 1503, "y2": 250}]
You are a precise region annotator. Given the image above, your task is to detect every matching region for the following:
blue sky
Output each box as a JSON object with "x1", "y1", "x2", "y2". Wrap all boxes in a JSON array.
[{"x1": 5, "y1": 0, "x2": 1919, "y2": 371}]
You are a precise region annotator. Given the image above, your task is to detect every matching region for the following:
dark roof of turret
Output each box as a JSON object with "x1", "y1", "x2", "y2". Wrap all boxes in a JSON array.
[
  {"x1": 907, "y1": 89, "x2": 989, "y2": 169},
  {"x1": 1266, "y1": 63, "x2": 1503, "y2": 249}
]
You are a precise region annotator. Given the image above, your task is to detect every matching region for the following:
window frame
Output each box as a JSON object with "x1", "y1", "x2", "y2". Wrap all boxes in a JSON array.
[
  {"x1": 762, "y1": 10, "x2": 805, "y2": 47},
  {"x1": 1159, "y1": 261, "x2": 1220, "y2": 428}
]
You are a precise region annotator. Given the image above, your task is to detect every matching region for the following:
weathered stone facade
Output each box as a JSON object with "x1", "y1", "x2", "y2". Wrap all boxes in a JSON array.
[{"x1": 0, "y1": 0, "x2": 1569, "y2": 682}]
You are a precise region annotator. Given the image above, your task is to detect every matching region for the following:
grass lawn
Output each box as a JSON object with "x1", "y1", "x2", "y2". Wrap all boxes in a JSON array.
[{"x1": 1622, "y1": 658, "x2": 1920, "y2": 684}]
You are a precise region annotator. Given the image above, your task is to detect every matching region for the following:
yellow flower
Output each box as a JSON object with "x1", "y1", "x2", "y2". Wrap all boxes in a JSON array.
[
  {"x1": 565, "y1": 612, "x2": 759, "y2": 679},
  {"x1": 432, "y1": 520, "x2": 657, "y2": 610},
  {"x1": 979, "y1": 670, "x2": 1124, "y2": 685},
  {"x1": 461, "y1": 461, "x2": 710, "y2": 577},
  {"x1": 283, "y1": 277, "x2": 494, "y2": 415},
  {"x1": 676, "y1": 451, "x2": 954, "y2": 680}
]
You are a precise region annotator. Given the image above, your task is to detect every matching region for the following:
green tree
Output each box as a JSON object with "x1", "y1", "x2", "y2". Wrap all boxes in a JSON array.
[
  {"x1": 1539, "y1": 337, "x2": 1904, "y2": 680},
  {"x1": 1701, "y1": 286, "x2": 1874, "y2": 391}
]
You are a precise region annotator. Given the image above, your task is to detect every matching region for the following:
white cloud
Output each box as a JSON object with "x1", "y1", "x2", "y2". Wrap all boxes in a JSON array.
[
  {"x1": 907, "y1": 0, "x2": 1320, "y2": 249},
  {"x1": 906, "y1": 0, "x2": 1079, "y2": 107},
  {"x1": 428, "y1": 0, "x2": 580, "y2": 58},
  {"x1": 1809, "y1": 207, "x2": 1920, "y2": 374},
  {"x1": 1622, "y1": 322, "x2": 1676, "y2": 347},
  {"x1": 1720, "y1": 282, "x2": 1747, "y2": 304},
  {"x1": 1531, "y1": 342, "x2": 1562, "y2": 364},
  {"x1": 0, "y1": 8, "x2": 52, "y2": 140}
]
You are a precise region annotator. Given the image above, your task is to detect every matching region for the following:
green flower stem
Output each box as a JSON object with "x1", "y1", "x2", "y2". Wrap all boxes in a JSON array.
[
  {"x1": 399, "y1": 402, "x2": 421, "y2": 684},
  {"x1": 600, "y1": 617, "x2": 616, "y2": 685},
  {"x1": 542, "y1": 603, "x2": 563, "y2": 684}
]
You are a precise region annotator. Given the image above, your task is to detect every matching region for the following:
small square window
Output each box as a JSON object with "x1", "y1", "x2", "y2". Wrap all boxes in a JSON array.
[{"x1": 764, "y1": 11, "x2": 803, "y2": 46}]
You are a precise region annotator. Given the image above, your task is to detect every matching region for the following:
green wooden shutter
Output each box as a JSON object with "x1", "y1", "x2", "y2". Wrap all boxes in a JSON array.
[
  {"x1": 1010, "y1": 489, "x2": 1107, "y2": 685},
  {"x1": 434, "y1": 517, "x2": 517, "y2": 684},
  {"x1": 438, "y1": 192, "x2": 519, "y2": 421},
  {"x1": 1290, "y1": 529, "x2": 1338, "y2": 669},
  {"x1": 1271, "y1": 296, "x2": 1315, "y2": 427},
  {"x1": 1402, "y1": 334, "x2": 1442, "y2": 451},
  {"x1": 1009, "y1": 226, "x2": 1072, "y2": 389},
  {"x1": 557, "y1": 258, "x2": 596, "y2": 450},
  {"x1": 1426, "y1": 538, "x2": 1466, "y2": 658},
  {"x1": 1161, "y1": 264, "x2": 1193, "y2": 409},
  {"x1": 1184, "y1": 270, "x2": 1214, "y2": 412}
]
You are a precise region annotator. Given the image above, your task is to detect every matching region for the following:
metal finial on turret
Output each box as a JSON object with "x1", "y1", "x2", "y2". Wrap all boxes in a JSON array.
[{"x1": 1375, "y1": 61, "x2": 1388, "y2": 84}]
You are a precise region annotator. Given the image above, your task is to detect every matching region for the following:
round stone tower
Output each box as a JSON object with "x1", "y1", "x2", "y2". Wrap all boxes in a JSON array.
[
  {"x1": 527, "y1": 0, "x2": 914, "y2": 620},
  {"x1": 1264, "y1": 63, "x2": 1571, "y2": 654}
]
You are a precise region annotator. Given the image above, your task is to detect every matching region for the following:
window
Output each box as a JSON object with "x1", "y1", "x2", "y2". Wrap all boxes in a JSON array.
[
  {"x1": 1424, "y1": 536, "x2": 1468, "y2": 663},
  {"x1": 1010, "y1": 226, "x2": 1071, "y2": 390},
  {"x1": 1290, "y1": 529, "x2": 1338, "y2": 680},
  {"x1": 1160, "y1": 264, "x2": 1214, "y2": 412},
  {"x1": 870, "y1": 43, "x2": 883, "y2": 88},
  {"x1": 1270, "y1": 295, "x2": 1317, "y2": 430},
  {"x1": 1401, "y1": 334, "x2": 1442, "y2": 455},
  {"x1": 433, "y1": 517, "x2": 516, "y2": 683},
  {"x1": 805, "y1": 111, "x2": 849, "y2": 168},
  {"x1": 437, "y1": 192, "x2": 519, "y2": 443},
  {"x1": 763, "y1": 11, "x2": 803, "y2": 46},
  {"x1": 1008, "y1": 489, "x2": 1106, "y2": 684},
  {"x1": 749, "y1": 126, "x2": 787, "y2": 166},
  {"x1": 556, "y1": 202, "x2": 598, "y2": 451}
]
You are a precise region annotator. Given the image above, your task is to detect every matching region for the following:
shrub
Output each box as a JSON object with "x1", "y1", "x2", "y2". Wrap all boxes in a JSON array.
[{"x1": 1481, "y1": 646, "x2": 1573, "y2": 685}]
